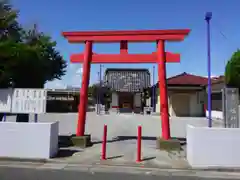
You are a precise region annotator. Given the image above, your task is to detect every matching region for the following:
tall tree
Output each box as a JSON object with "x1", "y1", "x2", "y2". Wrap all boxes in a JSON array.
[
  {"x1": 225, "y1": 49, "x2": 240, "y2": 88},
  {"x1": 0, "y1": 0, "x2": 21, "y2": 88},
  {"x1": 12, "y1": 25, "x2": 67, "y2": 88},
  {"x1": 0, "y1": 0, "x2": 22, "y2": 121},
  {"x1": 0, "y1": 1, "x2": 67, "y2": 122},
  {"x1": 0, "y1": 0, "x2": 22, "y2": 42},
  {"x1": 13, "y1": 26, "x2": 67, "y2": 122}
]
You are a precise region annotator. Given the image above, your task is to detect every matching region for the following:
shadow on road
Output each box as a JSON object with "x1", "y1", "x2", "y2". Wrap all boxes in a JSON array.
[
  {"x1": 172, "y1": 137, "x2": 186, "y2": 146},
  {"x1": 55, "y1": 149, "x2": 80, "y2": 158},
  {"x1": 142, "y1": 156, "x2": 156, "y2": 161},
  {"x1": 58, "y1": 135, "x2": 74, "y2": 148},
  {"x1": 107, "y1": 155, "x2": 123, "y2": 160},
  {"x1": 58, "y1": 134, "x2": 186, "y2": 149},
  {"x1": 92, "y1": 136, "x2": 157, "y2": 145},
  {"x1": 92, "y1": 136, "x2": 186, "y2": 146}
]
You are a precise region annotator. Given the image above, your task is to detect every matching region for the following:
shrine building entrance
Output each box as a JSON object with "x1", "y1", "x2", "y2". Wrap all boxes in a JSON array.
[
  {"x1": 104, "y1": 68, "x2": 150, "y2": 114},
  {"x1": 118, "y1": 92, "x2": 134, "y2": 113}
]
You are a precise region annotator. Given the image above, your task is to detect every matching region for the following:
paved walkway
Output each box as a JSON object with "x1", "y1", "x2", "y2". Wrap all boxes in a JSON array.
[
  {"x1": 53, "y1": 138, "x2": 188, "y2": 169},
  {"x1": 7, "y1": 112, "x2": 222, "y2": 138}
]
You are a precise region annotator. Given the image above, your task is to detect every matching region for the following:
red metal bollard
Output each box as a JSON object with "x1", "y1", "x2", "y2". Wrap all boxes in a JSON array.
[
  {"x1": 136, "y1": 126, "x2": 142, "y2": 163},
  {"x1": 101, "y1": 124, "x2": 107, "y2": 160}
]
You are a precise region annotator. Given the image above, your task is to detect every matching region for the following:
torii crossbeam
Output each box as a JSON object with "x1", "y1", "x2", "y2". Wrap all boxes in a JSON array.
[{"x1": 62, "y1": 29, "x2": 190, "y2": 140}]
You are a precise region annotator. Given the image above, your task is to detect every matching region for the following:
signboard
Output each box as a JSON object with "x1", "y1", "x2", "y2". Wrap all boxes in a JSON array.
[
  {"x1": 47, "y1": 96, "x2": 74, "y2": 101},
  {"x1": 223, "y1": 87, "x2": 239, "y2": 128},
  {"x1": 0, "y1": 89, "x2": 13, "y2": 113},
  {"x1": 11, "y1": 89, "x2": 47, "y2": 114}
]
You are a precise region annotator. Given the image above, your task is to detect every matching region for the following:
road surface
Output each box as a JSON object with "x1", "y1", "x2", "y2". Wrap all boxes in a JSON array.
[{"x1": 0, "y1": 166, "x2": 237, "y2": 180}]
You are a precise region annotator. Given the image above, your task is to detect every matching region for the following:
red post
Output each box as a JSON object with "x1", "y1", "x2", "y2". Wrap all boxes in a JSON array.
[
  {"x1": 136, "y1": 126, "x2": 142, "y2": 163},
  {"x1": 157, "y1": 40, "x2": 170, "y2": 140},
  {"x1": 101, "y1": 124, "x2": 107, "y2": 160},
  {"x1": 76, "y1": 41, "x2": 92, "y2": 136}
]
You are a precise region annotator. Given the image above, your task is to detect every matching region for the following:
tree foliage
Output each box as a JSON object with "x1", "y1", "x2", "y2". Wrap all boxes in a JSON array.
[
  {"x1": 0, "y1": 1, "x2": 67, "y2": 88},
  {"x1": 88, "y1": 82, "x2": 112, "y2": 100},
  {"x1": 0, "y1": 0, "x2": 67, "y2": 121},
  {"x1": 0, "y1": 0, "x2": 21, "y2": 41},
  {"x1": 225, "y1": 49, "x2": 240, "y2": 88}
]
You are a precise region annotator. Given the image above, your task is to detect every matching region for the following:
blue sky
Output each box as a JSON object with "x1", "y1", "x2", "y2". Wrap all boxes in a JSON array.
[{"x1": 11, "y1": 0, "x2": 240, "y2": 89}]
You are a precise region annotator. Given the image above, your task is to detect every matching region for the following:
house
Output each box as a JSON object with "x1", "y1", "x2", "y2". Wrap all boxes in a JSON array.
[
  {"x1": 206, "y1": 75, "x2": 225, "y2": 111},
  {"x1": 46, "y1": 88, "x2": 79, "y2": 112},
  {"x1": 153, "y1": 72, "x2": 208, "y2": 117},
  {"x1": 205, "y1": 75, "x2": 226, "y2": 119}
]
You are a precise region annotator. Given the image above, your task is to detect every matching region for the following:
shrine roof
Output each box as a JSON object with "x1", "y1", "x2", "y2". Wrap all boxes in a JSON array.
[
  {"x1": 153, "y1": 72, "x2": 208, "y2": 87},
  {"x1": 62, "y1": 29, "x2": 190, "y2": 43},
  {"x1": 167, "y1": 72, "x2": 208, "y2": 86},
  {"x1": 105, "y1": 68, "x2": 150, "y2": 74},
  {"x1": 104, "y1": 68, "x2": 151, "y2": 92}
]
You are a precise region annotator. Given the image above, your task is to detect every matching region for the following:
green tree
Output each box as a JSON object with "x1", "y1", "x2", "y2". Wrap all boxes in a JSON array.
[
  {"x1": 0, "y1": 0, "x2": 22, "y2": 42},
  {"x1": 0, "y1": 0, "x2": 21, "y2": 120},
  {"x1": 0, "y1": 1, "x2": 67, "y2": 121},
  {"x1": 11, "y1": 26, "x2": 67, "y2": 88},
  {"x1": 225, "y1": 49, "x2": 240, "y2": 88},
  {"x1": 0, "y1": 0, "x2": 22, "y2": 88},
  {"x1": 13, "y1": 26, "x2": 67, "y2": 122}
]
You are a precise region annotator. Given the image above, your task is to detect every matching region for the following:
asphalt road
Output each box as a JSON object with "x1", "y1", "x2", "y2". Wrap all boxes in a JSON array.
[{"x1": 0, "y1": 167, "x2": 237, "y2": 180}]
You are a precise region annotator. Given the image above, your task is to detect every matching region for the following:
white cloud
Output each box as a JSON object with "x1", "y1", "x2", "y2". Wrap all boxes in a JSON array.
[
  {"x1": 69, "y1": 67, "x2": 83, "y2": 87},
  {"x1": 76, "y1": 67, "x2": 83, "y2": 74},
  {"x1": 68, "y1": 64, "x2": 75, "y2": 70},
  {"x1": 45, "y1": 80, "x2": 66, "y2": 89},
  {"x1": 204, "y1": 75, "x2": 220, "y2": 78}
]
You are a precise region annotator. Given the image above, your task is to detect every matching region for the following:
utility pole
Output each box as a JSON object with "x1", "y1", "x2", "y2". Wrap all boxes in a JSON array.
[
  {"x1": 205, "y1": 12, "x2": 213, "y2": 127},
  {"x1": 97, "y1": 72, "x2": 100, "y2": 114},
  {"x1": 152, "y1": 65, "x2": 155, "y2": 112},
  {"x1": 99, "y1": 64, "x2": 103, "y2": 114}
]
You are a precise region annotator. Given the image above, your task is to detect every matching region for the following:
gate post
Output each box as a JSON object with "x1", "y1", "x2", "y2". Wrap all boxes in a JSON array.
[
  {"x1": 157, "y1": 40, "x2": 170, "y2": 140},
  {"x1": 77, "y1": 41, "x2": 92, "y2": 136}
]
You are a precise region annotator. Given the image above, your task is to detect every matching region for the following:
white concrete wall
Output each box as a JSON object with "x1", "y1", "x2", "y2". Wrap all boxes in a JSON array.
[
  {"x1": 146, "y1": 98, "x2": 151, "y2": 107},
  {"x1": 155, "y1": 95, "x2": 171, "y2": 114},
  {"x1": 206, "y1": 106, "x2": 240, "y2": 120},
  {"x1": 155, "y1": 93, "x2": 202, "y2": 116},
  {"x1": 0, "y1": 122, "x2": 59, "y2": 159},
  {"x1": 206, "y1": 110, "x2": 223, "y2": 119},
  {"x1": 155, "y1": 96, "x2": 160, "y2": 113},
  {"x1": 189, "y1": 92, "x2": 203, "y2": 116},
  {"x1": 187, "y1": 124, "x2": 240, "y2": 168},
  {"x1": 0, "y1": 89, "x2": 13, "y2": 113}
]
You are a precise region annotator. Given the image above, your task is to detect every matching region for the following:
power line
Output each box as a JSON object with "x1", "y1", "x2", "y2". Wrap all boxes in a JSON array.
[
  {"x1": 211, "y1": 19, "x2": 239, "y2": 73},
  {"x1": 212, "y1": 19, "x2": 239, "y2": 50}
]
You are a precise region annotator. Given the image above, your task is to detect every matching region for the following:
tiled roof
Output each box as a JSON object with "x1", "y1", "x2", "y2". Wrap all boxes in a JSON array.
[
  {"x1": 105, "y1": 69, "x2": 150, "y2": 92},
  {"x1": 105, "y1": 68, "x2": 150, "y2": 74},
  {"x1": 154, "y1": 72, "x2": 225, "y2": 87},
  {"x1": 166, "y1": 72, "x2": 208, "y2": 86}
]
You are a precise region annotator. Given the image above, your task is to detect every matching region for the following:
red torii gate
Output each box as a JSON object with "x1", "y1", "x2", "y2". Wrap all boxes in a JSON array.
[{"x1": 62, "y1": 29, "x2": 190, "y2": 141}]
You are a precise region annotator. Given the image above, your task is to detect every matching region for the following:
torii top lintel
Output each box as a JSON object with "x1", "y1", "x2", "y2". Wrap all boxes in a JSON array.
[{"x1": 62, "y1": 29, "x2": 190, "y2": 43}]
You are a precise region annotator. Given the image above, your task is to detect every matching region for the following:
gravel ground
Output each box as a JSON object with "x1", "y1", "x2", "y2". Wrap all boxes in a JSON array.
[{"x1": 5, "y1": 113, "x2": 222, "y2": 141}]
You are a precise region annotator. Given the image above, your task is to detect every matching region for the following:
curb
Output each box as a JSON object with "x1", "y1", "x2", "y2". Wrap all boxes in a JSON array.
[
  {"x1": 0, "y1": 162, "x2": 240, "y2": 179},
  {"x1": 1, "y1": 158, "x2": 240, "y2": 174},
  {"x1": 0, "y1": 157, "x2": 47, "y2": 163}
]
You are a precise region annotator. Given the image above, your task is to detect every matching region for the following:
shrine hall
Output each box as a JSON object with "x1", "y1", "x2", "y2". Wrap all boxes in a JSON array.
[{"x1": 104, "y1": 68, "x2": 150, "y2": 113}]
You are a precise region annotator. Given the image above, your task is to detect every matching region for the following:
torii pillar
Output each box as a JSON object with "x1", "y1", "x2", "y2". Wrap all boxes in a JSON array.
[{"x1": 62, "y1": 29, "x2": 190, "y2": 147}]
